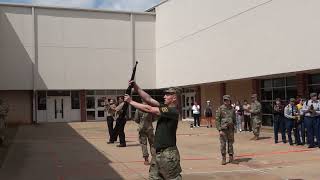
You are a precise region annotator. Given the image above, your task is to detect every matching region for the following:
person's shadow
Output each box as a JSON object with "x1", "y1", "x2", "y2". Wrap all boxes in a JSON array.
[
  {"x1": 232, "y1": 157, "x2": 252, "y2": 164},
  {"x1": 258, "y1": 136, "x2": 272, "y2": 140}
]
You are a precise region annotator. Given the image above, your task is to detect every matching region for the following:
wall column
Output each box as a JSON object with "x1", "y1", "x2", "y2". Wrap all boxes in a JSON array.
[{"x1": 80, "y1": 90, "x2": 86, "y2": 122}]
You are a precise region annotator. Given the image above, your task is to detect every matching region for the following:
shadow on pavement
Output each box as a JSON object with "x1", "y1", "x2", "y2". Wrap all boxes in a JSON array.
[{"x1": 0, "y1": 123, "x2": 124, "y2": 180}]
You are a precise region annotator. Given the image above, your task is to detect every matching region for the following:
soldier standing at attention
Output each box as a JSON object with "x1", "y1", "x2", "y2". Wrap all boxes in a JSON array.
[
  {"x1": 250, "y1": 94, "x2": 262, "y2": 140},
  {"x1": 124, "y1": 81, "x2": 182, "y2": 180},
  {"x1": 133, "y1": 104, "x2": 156, "y2": 166},
  {"x1": 215, "y1": 95, "x2": 236, "y2": 165}
]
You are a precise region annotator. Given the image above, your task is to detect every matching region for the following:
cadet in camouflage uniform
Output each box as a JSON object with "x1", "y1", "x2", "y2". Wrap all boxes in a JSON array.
[
  {"x1": 0, "y1": 99, "x2": 9, "y2": 145},
  {"x1": 215, "y1": 95, "x2": 236, "y2": 165},
  {"x1": 133, "y1": 107, "x2": 156, "y2": 165},
  {"x1": 125, "y1": 81, "x2": 182, "y2": 180},
  {"x1": 250, "y1": 94, "x2": 262, "y2": 140}
]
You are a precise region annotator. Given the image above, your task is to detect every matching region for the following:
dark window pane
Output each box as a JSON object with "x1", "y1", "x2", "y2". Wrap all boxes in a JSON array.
[
  {"x1": 71, "y1": 91, "x2": 80, "y2": 109},
  {"x1": 309, "y1": 85, "x2": 320, "y2": 95},
  {"x1": 286, "y1": 76, "x2": 296, "y2": 86},
  {"x1": 273, "y1": 78, "x2": 285, "y2": 87},
  {"x1": 86, "y1": 111, "x2": 95, "y2": 120},
  {"x1": 262, "y1": 80, "x2": 272, "y2": 88},
  {"x1": 47, "y1": 91, "x2": 70, "y2": 96},
  {"x1": 96, "y1": 90, "x2": 105, "y2": 95},
  {"x1": 98, "y1": 111, "x2": 105, "y2": 117},
  {"x1": 286, "y1": 87, "x2": 297, "y2": 100},
  {"x1": 261, "y1": 88, "x2": 272, "y2": 100},
  {"x1": 273, "y1": 88, "x2": 285, "y2": 100},
  {"x1": 309, "y1": 74, "x2": 320, "y2": 85},
  {"x1": 37, "y1": 91, "x2": 46, "y2": 110},
  {"x1": 86, "y1": 97, "x2": 95, "y2": 109},
  {"x1": 97, "y1": 97, "x2": 105, "y2": 107},
  {"x1": 86, "y1": 90, "x2": 95, "y2": 95},
  {"x1": 262, "y1": 115, "x2": 273, "y2": 126},
  {"x1": 262, "y1": 102, "x2": 273, "y2": 114}
]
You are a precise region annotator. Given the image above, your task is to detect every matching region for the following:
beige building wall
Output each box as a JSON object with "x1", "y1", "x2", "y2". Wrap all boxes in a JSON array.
[
  {"x1": 134, "y1": 14, "x2": 156, "y2": 89},
  {"x1": 226, "y1": 80, "x2": 252, "y2": 104},
  {"x1": 0, "y1": 6, "x2": 34, "y2": 90},
  {"x1": 0, "y1": 91, "x2": 32, "y2": 124},
  {"x1": 0, "y1": 4, "x2": 156, "y2": 90},
  {"x1": 155, "y1": 0, "x2": 320, "y2": 88}
]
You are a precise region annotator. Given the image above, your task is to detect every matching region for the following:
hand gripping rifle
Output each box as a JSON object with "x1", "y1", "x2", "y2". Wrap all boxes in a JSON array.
[{"x1": 118, "y1": 61, "x2": 138, "y2": 120}]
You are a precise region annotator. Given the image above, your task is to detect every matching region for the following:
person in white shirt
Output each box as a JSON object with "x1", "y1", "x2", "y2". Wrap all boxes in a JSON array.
[
  {"x1": 192, "y1": 102, "x2": 201, "y2": 127},
  {"x1": 235, "y1": 101, "x2": 243, "y2": 132},
  {"x1": 301, "y1": 93, "x2": 320, "y2": 148}
]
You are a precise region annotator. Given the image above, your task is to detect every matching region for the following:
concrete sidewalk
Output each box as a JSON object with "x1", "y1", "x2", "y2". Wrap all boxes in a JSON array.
[{"x1": 0, "y1": 121, "x2": 319, "y2": 180}]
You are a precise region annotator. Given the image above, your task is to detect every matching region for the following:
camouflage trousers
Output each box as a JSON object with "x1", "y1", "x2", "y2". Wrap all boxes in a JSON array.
[
  {"x1": 219, "y1": 127, "x2": 234, "y2": 156},
  {"x1": 149, "y1": 146, "x2": 182, "y2": 180},
  {"x1": 139, "y1": 129, "x2": 156, "y2": 158},
  {"x1": 252, "y1": 117, "x2": 262, "y2": 137}
]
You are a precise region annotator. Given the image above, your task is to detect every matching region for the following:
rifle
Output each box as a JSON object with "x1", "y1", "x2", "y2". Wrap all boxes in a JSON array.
[{"x1": 118, "y1": 61, "x2": 138, "y2": 120}]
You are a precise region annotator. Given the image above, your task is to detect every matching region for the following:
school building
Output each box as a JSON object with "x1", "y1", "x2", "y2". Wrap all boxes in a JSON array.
[{"x1": 1, "y1": 0, "x2": 320, "y2": 126}]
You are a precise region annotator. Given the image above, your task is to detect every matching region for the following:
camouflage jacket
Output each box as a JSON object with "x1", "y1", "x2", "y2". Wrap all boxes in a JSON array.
[
  {"x1": 215, "y1": 104, "x2": 236, "y2": 131},
  {"x1": 133, "y1": 109, "x2": 154, "y2": 132},
  {"x1": 250, "y1": 100, "x2": 262, "y2": 117}
]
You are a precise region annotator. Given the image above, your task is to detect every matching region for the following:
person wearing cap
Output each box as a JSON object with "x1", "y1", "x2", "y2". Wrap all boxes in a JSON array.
[
  {"x1": 133, "y1": 101, "x2": 156, "y2": 166},
  {"x1": 124, "y1": 81, "x2": 182, "y2": 180},
  {"x1": 284, "y1": 98, "x2": 301, "y2": 145},
  {"x1": 215, "y1": 95, "x2": 236, "y2": 165},
  {"x1": 302, "y1": 92, "x2": 320, "y2": 148},
  {"x1": 204, "y1": 100, "x2": 213, "y2": 128},
  {"x1": 249, "y1": 94, "x2": 262, "y2": 140}
]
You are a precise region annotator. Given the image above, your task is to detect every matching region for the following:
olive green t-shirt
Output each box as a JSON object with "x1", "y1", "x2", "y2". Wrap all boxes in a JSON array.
[{"x1": 154, "y1": 105, "x2": 179, "y2": 150}]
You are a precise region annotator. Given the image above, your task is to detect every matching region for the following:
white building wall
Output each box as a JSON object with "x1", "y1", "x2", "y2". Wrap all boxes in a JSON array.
[
  {"x1": 155, "y1": 0, "x2": 320, "y2": 88},
  {"x1": 0, "y1": 4, "x2": 156, "y2": 90},
  {"x1": 134, "y1": 14, "x2": 156, "y2": 89},
  {"x1": 0, "y1": 6, "x2": 34, "y2": 90}
]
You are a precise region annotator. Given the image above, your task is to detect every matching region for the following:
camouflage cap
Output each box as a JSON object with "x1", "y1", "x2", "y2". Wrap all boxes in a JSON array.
[
  {"x1": 164, "y1": 87, "x2": 181, "y2": 94},
  {"x1": 290, "y1": 98, "x2": 295, "y2": 102},
  {"x1": 223, "y1": 95, "x2": 231, "y2": 100},
  {"x1": 310, "y1": 92, "x2": 317, "y2": 97}
]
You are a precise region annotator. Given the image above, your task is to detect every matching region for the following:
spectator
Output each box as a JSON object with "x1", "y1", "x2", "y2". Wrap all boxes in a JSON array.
[
  {"x1": 243, "y1": 100, "x2": 252, "y2": 132},
  {"x1": 192, "y1": 101, "x2": 201, "y2": 127}
]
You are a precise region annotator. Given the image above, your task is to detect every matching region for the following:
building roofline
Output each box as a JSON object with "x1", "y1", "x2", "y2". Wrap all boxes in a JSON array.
[
  {"x1": 146, "y1": 0, "x2": 169, "y2": 12},
  {"x1": 0, "y1": 2, "x2": 156, "y2": 16}
]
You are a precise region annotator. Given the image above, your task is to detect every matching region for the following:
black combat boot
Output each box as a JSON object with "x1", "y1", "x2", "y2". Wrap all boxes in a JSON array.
[{"x1": 229, "y1": 154, "x2": 234, "y2": 163}]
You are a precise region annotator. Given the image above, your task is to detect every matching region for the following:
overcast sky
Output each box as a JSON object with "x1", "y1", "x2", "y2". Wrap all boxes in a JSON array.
[{"x1": 0, "y1": 0, "x2": 161, "y2": 11}]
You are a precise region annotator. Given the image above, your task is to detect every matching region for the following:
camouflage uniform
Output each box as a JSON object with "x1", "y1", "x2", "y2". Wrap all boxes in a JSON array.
[
  {"x1": 149, "y1": 88, "x2": 182, "y2": 180},
  {"x1": 134, "y1": 109, "x2": 156, "y2": 159},
  {"x1": 215, "y1": 95, "x2": 236, "y2": 158},
  {"x1": 0, "y1": 100, "x2": 9, "y2": 144},
  {"x1": 250, "y1": 95, "x2": 262, "y2": 139}
]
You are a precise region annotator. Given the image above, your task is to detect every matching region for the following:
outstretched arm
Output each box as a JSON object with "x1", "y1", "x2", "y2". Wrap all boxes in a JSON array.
[
  {"x1": 124, "y1": 94, "x2": 160, "y2": 116},
  {"x1": 130, "y1": 81, "x2": 160, "y2": 107}
]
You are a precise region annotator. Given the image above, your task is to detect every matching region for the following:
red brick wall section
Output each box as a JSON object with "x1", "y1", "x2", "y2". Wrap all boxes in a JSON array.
[
  {"x1": 296, "y1": 73, "x2": 308, "y2": 98},
  {"x1": 219, "y1": 83, "x2": 226, "y2": 105},
  {"x1": 251, "y1": 79, "x2": 261, "y2": 99},
  {"x1": 80, "y1": 90, "x2": 86, "y2": 122}
]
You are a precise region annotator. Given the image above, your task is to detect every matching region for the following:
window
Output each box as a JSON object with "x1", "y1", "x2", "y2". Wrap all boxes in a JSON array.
[
  {"x1": 37, "y1": 91, "x2": 46, "y2": 110},
  {"x1": 260, "y1": 76, "x2": 297, "y2": 126},
  {"x1": 309, "y1": 74, "x2": 320, "y2": 95},
  {"x1": 86, "y1": 111, "x2": 95, "y2": 120},
  {"x1": 71, "y1": 91, "x2": 80, "y2": 109},
  {"x1": 86, "y1": 97, "x2": 95, "y2": 109}
]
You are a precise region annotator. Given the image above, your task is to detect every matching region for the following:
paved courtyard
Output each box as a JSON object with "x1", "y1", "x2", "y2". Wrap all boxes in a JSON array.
[{"x1": 0, "y1": 121, "x2": 319, "y2": 180}]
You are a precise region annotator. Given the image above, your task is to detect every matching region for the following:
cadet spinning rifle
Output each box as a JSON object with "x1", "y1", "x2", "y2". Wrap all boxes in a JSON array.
[{"x1": 117, "y1": 61, "x2": 138, "y2": 120}]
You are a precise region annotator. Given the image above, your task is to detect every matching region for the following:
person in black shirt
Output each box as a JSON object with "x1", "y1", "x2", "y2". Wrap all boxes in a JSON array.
[
  {"x1": 124, "y1": 81, "x2": 182, "y2": 180},
  {"x1": 273, "y1": 98, "x2": 286, "y2": 144}
]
